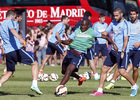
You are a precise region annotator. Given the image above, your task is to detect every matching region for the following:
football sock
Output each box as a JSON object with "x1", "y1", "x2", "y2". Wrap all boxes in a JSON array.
[
  {"x1": 132, "y1": 83, "x2": 138, "y2": 89},
  {"x1": 97, "y1": 87, "x2": 103, "y2": 93},
  {"x1": 32, "y1": 80, "x2": 38, "y2": 87}
]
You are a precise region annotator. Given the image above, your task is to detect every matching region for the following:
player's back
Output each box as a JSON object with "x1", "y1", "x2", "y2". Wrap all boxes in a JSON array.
[
  {"x1": 49, "y1": 22, "x2": 65, "y2": 43},
  {"x1": 0, "y1": 19, "x2": 22, "y2": 54}
]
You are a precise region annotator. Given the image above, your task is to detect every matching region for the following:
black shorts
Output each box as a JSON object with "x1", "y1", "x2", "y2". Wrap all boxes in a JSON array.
[{"x1": 6, "y1": 49, "x2": 35, "y2": 71}]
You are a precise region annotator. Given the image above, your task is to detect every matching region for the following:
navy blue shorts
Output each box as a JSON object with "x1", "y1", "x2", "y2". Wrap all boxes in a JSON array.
[
  {"x1": 128, "y1": 50, "x2": 140, "y2": 68},
  {"x1": 46, "y1": 42, "x2": 65, "y2": 55},
  {"x1": 6, "y1": 49, "x2": 35, "y2": 71},
  {"x1": 104, "y1": 50, "x2": 129, "y2": 69},
  {"x1": 84, "y1": 48, "x2": 94, "y2": 60},
  {"x1": 62, "y1": 50, "x2": 84, "y2": 72},
  {"x1": 94, "y1": 44, "x2": 108, "y2": 56}
]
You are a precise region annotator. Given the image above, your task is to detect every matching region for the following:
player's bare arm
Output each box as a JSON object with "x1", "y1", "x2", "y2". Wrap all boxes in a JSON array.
[
  {"x1": 55, "y1": 38, "x2": 73, "y2": 45},
  {"x1": 101, "y1": 34, "x2": 118, "y2": 53},
  {"x1": 121, "y1": 36, "x2": 129, "y2": 58}
]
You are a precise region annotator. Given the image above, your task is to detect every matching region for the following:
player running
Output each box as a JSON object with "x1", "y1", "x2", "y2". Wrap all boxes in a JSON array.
[
  {"x1": 105, "y1": 8, "x2": 140, "y2": 95},
  {"x1": 39, "y1": 15, "x2": 69, "y2": 74},
  {"x1": 0, "y1": 9, "x2": 43, "y2": 95},
  {"x1": 55, "y1": 18, "x2": 117, "y2": 88},
  {"x1": 90, "y1": 7, "x2": 139, "y2": 97}
]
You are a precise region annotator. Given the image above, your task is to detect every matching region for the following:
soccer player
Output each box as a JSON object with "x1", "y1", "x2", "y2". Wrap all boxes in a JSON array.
[
  {"x1": 93, "y1": 13, "x2": 108, "y2": 66},
  {"x1": 0, "y1": 9, "x2": 43, "y2": 95},
  {"x1": 55, "y1": 18, "x2": 118, "y2": 87},
  {"x1": 2, "y1": 11, "x2": 23, "y2": 75},
  {"x1": 75, "y1": 11, "x2": 100, "y2": 80},
  {"x1": 39, "y1": 15, "x2": 69, "y2": 74},
  {"x1": 105, "y1": 8, "x2": 140, "y2": 93},
  {"x1": 90, "y1": 7, "x2": 139, "y2": 96}
]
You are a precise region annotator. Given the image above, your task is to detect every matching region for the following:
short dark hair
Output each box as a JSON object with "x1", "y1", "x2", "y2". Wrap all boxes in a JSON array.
[
  {"x1": 15, "y1": 12, "x2": 22, "y2": 19},
  {"x1": 84, "y1": 11, "x2": 92, "y2": 17},
  {"x1": 61, "y1": 15, "x2": 68, "y2": 21},
  {"x1": 114, "y1": 7, "x2": 123, "y2": 13},
  {"x1": 130, "y1": 8, "x2": 139, "y2": 14},
  {"x1": 47, "y1": 20, "x2": 52, "y2": 24},
  {"x1": 6, "y1": 9, "x2": 16, "y2": 17},
  {"x1": 99, "y1": 13, "x2": 105, "y2": 18}
]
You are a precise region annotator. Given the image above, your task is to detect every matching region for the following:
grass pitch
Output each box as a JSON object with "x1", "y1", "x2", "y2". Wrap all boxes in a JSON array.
[{"x1": 0, "y1": 64, "x2": 139, "y2": 100}]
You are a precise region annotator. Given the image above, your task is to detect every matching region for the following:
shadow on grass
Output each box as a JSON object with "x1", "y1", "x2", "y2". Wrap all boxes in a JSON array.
[
  {"x1": 0, "y1": 91, "x2": 38, "y2": 97},
  {"x1": 114, "y1": 86, "x2": 131, "y2": 89},
  {"x1": 68, "y1": 91, "x2": 86, "y2": 94},
  {"x1": 103, "y1": 91, "x2": 120, "y2": 95}
]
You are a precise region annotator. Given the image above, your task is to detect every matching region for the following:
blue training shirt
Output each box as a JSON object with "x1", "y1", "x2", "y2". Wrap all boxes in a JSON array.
[
  {"x1": 93, "y1": 22, "x2": 108, "y2": 44},
  {"x1": 0, "y1": 19, "x2": 23, "y2": 54},
  {"x1": 129, "y1": 20, "x2": 140, "y2": 50},
  {"x1": 106, "y1": 19, "x2": 130, "y2": 52},
  {"x1": 49, "y1": 22, "x2": 65, "y2": 43}
]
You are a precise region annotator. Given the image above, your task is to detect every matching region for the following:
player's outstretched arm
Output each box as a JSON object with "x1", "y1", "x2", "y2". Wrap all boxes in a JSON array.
[
  {"x1": 101, "y1": 34, "x2": 118, "y2": 53},
  {"x1": 55, "y1": 38, "x2": 73, "y2": 45}
]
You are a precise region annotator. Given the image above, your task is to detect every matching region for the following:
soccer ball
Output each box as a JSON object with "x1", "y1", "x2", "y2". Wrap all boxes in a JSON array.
[
  {"x1": 83, "y1": 72, "x2": 91, "y2": 80},
  {"x1": 79, "y1": 74, "x2": 84, "y2": 77},
  {"x1": 49, "y1": 73, "x2": 59, "y2": 81},
  {"x1": 38, "y1": 73, "x2": 43, "y2": 81},
  {"x1": 54, "y1": 85, "x2": 67, "y2": 96},
  {"x1": 43, "y1": 73, "x2": 49, "y2": 82}
]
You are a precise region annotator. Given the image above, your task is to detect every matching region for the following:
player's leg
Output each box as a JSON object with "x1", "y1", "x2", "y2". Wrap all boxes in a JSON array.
[
  {"x1": 85, "y1": 48, "x2": 100, "y2": 80},
  {"x1": 60, "y1": 64, "x2": 78, "y2": 85},
  {"x1": 118, "y1": 52, "x2": 139, "y2": 96},
  {"x1": 90, "y1": 50, "x2": 116, "y2": 96},
  {"x1": 19, "y1": 49, "x2": 43, "y2": 95},
  {"x1": 106, "y1": 63, "x2": 117, "y2": 81},
  {"x1": 131, "y1": 50, "x2": 140, "y2": 83},
  {"x1": 40, "y1": 55, "x2": 52, "y2": 72},
  {"x1": 53, "y1": 51, "x2": 57, "y2": 66},
  {"x1": 133, "y1": 67, "x2": 138, "y2": 83},
  {"x1": 105, "y1": 67, "x2": 120, "y2": 89},
  {"x1": 94, "y1": 44, "x2": 101, "y2": 68},
  {"x1": 0, "y1": 71, "x2": 13, "y2": 87},
  {"x1": 39, "y1": 42, "x2": 54, "y2": 73}
]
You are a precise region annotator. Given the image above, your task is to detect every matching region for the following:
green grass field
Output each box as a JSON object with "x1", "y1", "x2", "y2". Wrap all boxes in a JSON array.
[{"x1": 0, "y1": 64, "x2": 139, "y2": 100}]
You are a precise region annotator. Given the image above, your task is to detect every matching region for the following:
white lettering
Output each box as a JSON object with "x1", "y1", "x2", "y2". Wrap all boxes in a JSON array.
[
  {"x1": 0, "y1": 11, "x2": 7, "y2": 19},
  {"x1": 43, "y1": 11, "x2": 47, "y2": 18},
  {"x1": 66, "y1": 9, "x2": 71, "y2": 17},
  {"x1": 51, "y1": 7, "x2": 60, "y2": 18},
  {"x1": 27, "y1": 10, "x2": 34, "y2": 18},
  {"x1": 72, "y1": 9, "x2": 77, "y2": 17},
  {"x1": 37, "y1": 10, "x2": 42, "y2": 18}
]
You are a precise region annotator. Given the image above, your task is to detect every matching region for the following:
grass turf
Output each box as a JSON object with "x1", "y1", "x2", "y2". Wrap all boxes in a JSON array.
[{"x1": 0, "y1": 64, "x2": 139, "y2": 100}]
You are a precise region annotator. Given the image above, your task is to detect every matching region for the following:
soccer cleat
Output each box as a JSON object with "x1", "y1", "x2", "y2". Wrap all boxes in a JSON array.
[
  {"x1": 130, "y1": 85, "x2": 139, "y2": 96},
  {"x1": 120, "y1": 76, "x2": 126, "y2": 80},
  {"x1": 90, "y1": 91, "x2": 103, "y2": 96},
  {"x1": 39, "y1": 71, "x2": 43, "y2": 74},
  {"x1": 31, "y1": 86, "x2": 43, "y2": 95},
  {"x1": 105, "y1": 83, "x2": 115, "y2": 90},
  {"x1": 78, "y1": 77, "x2": 86, "y2": 86}
]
